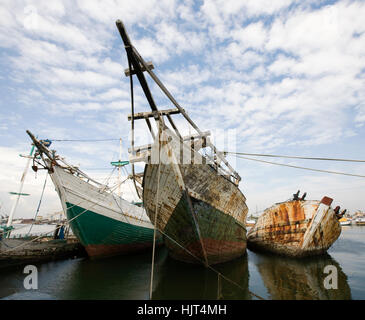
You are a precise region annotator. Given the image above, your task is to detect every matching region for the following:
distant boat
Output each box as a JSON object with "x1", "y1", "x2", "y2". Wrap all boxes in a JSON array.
[
  {"x1": 355, "y1": 217, "x2": 365, "y2": 225},
  {"x1": 246, "y1": 219, "x2": 256, "y2": 227},
  {"x1": 339, "y1": 217, "x2": 352, "y2": 226},
  {"x1": 247, "y1": 192, "x2": 342, "y2": 257},
  {"x1": 26, "y1": 131, "x2": 161, "y2": 259}
]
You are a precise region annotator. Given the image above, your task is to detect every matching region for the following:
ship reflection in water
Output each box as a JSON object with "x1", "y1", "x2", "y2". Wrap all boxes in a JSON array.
[
  {"x1": 250, "y1": 252, "x2": 351, "y2": 300},
  {"x1": 152, "y1": 251, "x2": 250, "y2": 300},
  {"x1": 2, "y1": 228, "x2": 364, "y2": 300}
]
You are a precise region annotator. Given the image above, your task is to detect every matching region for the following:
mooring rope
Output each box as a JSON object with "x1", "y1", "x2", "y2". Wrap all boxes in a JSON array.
[
  {"x1": 48, "y1": 139, "x2": 120, "y2": 142},
  {"x1": 2, "y1": 185, "x2": 119, "y2": 253},
  {"x1": 235, "y1": 155, "x2": 365, "y2": 178},
  {"x1": 225, "y1": 151, "x2": 365, "y2": 163},
  {"x1": 153, "y1": 225, "x2": 265, "y2": 300},
  {"x1": 149, "y1": 124, "x2": 162, "y2": 300}
]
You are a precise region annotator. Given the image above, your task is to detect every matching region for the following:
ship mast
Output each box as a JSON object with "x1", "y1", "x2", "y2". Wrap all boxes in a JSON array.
[{"x1": 115, "y1": 20, "x2": 241, "y2": 184}]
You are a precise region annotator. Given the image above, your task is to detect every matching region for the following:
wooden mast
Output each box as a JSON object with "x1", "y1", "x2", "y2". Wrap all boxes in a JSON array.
[{"x1": 115, "y1": 19, "x2": 240, "y2": 184}]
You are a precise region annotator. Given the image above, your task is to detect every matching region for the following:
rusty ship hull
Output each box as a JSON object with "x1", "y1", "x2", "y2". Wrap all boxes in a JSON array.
[
  {"x1": 143, "y1": 128, "x2": 248, "y2": 265},
  {"x1": 247, "y1": 197, "x2": 341, "y2": 257}
]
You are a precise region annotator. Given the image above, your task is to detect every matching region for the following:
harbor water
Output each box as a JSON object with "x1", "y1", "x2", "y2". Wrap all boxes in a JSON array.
[{"x1": 0, "y1": 225, "x2": 364, "y2": 300}]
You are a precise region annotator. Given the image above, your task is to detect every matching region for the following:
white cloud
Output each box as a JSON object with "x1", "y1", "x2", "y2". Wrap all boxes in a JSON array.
[
  {"x1": 0, "y1": 0, "x2": 364, "y2": 216},
  {"x1": 231, "y1": 21, "x2": 268, "y2": 51}
]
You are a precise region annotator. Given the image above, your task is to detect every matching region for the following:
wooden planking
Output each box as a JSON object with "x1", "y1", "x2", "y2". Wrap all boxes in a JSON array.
[
  {"x1": 142, "y1": 126, "x2": 248, "y2": 264},
  {"x1": 247, "y1": 199, "x2": 341, "y2": 257}
]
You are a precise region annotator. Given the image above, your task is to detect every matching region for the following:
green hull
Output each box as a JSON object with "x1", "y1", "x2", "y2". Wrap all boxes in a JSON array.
[{"x1": 66, "y1": 202, "x2": 159, "y2": 258}]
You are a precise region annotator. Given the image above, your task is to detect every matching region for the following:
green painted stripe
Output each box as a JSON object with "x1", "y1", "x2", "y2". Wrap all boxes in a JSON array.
[{"x1": 65, "y1": 202, "x2": 156, "y2": 246}]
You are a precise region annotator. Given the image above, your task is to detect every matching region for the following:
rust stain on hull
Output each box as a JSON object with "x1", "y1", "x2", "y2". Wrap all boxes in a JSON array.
[{"x1": 247, "y1": 198, "x2": 341, "y2": 257}]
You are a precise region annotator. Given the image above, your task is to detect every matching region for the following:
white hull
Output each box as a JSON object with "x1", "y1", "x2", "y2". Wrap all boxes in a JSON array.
[{"x1": 50, "y1": 165, "x2": 154, "y2": 230}]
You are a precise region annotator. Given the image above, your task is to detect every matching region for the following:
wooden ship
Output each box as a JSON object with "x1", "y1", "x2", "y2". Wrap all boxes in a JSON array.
[
  {"x1": 26, "y1": 131, "x2": 161, "y2": 259},
  {"x1": 115, "y1": 20, "x2": 248, "y2": 266},
  {"x1": 247, "y1": 191, "x2": 343, "y2": 257}
]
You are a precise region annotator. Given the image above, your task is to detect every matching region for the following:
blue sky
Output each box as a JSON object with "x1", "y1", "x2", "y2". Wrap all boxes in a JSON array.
[{"x1": 0, "y1": 0, "x2": 364, "y2": 219}]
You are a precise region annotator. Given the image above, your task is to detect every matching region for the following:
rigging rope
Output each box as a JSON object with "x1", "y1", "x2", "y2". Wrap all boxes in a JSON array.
[
  {"x1": 149, "y1": 124, "x2": 161, "y2": 300},
  {"x1": 235, "y1": 155, "x2": 365, "y2": 178},
  {"x1": 2, "y1": 187, "x2": 117, "y2": 253},
  {"x1": 146, "y1": 125, "x2": 264, "y2": 300},
  {"x1": 153, "y1": 225, "x2": 265, "y2": 300},
  {"x1": 225, "y1": 151, "x2": 365, "y2": 163},
  {"x1": 49, "y1": 139, "x2": 119, "y2": 142},
  {"x1": 27, "y1": 173, "x2": 48, "y2": 236},
  {"x1": 128, "y1": 56, "x2": 142, "y2": 200}
]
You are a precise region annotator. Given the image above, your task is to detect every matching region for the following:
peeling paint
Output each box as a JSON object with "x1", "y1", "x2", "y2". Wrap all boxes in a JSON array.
[{"x1": 247, "y1": 197, "x2": 341, "y2": 257}]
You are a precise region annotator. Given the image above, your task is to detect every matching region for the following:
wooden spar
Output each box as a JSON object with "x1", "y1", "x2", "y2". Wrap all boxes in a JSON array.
[
  {"x1": 116, "y1": 20, "x2": 159, "y2": 115},
  {"x1": 115, "y1": 19, "x2": 240, "y2": 182},
  {"x1": 131, "y1": 46, "x2": 202, "y2": 134},
  {"x1": 26, "y1": 130, "x2": 106, "y2": 189},
  {"x1": 128, "y1": 131, "x2": 211, "y2": 154},
  {"x1": 27, "y1": 130, "x2": 54, "y2": 161},
  {"x1": 127, "y1": 108, "x2": 182, "y2": 121},
  {"x1": 127, "y1": 49, "x2": 142, "y2": 200},
  {"x1": 135, "y1": 46, "x2": 240, "y2": 181},
  {"x1": 124, "y1": 61, "x2": 154, "y2": 77},
  {"x1": 117, "y1": 19, "x2": 163, "y2": 199}
]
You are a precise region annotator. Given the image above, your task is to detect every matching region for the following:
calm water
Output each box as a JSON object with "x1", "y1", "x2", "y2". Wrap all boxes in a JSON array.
[{"x1": 0, "y1": 226, "x2": 364, "y2": 300}]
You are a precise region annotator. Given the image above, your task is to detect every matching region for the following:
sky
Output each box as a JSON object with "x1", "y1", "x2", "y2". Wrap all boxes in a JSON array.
[{"x1": 0, "y1": 0, "x2": 364, "y2": 220}]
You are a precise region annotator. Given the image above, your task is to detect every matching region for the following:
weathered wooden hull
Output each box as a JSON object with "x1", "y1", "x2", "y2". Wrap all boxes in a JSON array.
[
  {"x1": 143, "y1": 128, "x2": 248, "y2": 265},
  {"x1": 50, "y1": 165, "x2": 161, "y2": 259},
  {"x1": 247, "y1": 197, "x2": 341, "y2": 257}
]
